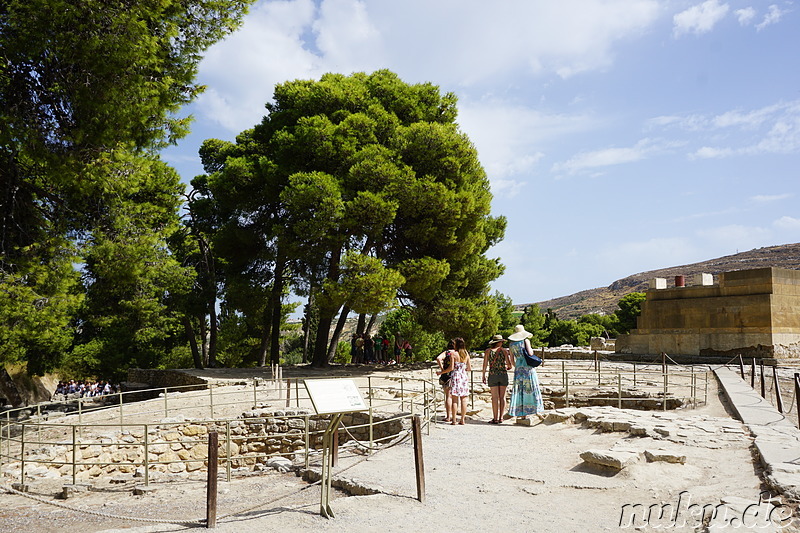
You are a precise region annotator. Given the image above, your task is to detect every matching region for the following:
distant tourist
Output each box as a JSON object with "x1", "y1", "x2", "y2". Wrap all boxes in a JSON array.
[
  {"x1": 435, "y1": 340, "x2": 457, "y2": 422},
  {"x1": 482, "y1": 334, "x2": 513, "y2": 424},
  {"x1": 507, "y1": 325, "x2": 544, "y2": 422},
  {"x1": 440, "y1": 337, "x2": 471, "y2": 425}
]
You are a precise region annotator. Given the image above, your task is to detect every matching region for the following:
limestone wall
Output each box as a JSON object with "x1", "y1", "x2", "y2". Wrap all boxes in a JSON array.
[
  {"x1": 6, "y1": 408, "x2": 405, "y2": 481},
  {"x1": 618, "y1": 267, "x2": 800, "y2": 360}
]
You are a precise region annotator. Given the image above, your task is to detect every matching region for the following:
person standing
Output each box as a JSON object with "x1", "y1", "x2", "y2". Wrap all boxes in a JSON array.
[
  {"x1": 507, "y1": 325, "x2": 544, "y2": 423},
  {"x1": 440, "y1": 337, "x2": 471, "y2": 425},
  {"x1": 435, "y1": 340, "x2": 457, "y2": 423},
  {"x1": 482, "y1": 334, "x2": 513, "y2": 424}
]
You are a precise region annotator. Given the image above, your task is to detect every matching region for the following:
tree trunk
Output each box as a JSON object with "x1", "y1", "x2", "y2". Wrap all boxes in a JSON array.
[
  {"x1": 302, "y1": 292, "x2": 315, "y2": 364},
  {"x1": 183, "y1": 316, "x2": 203, "y2": 369},
  {"x1": 365, "y1": 313, "x2": 378, "y2": 337},
  {"x1": 257, "y1": 305, "x2": 271, "y2": 367},
  {"x1": 327, "y1": 304, "x2": 350, "y2": 362},
  {"x1": 355, "y1": 313, "x2": 366, "y2": 336},
  {"x1": 311, "y1": 308, "x2": 336, "y2": 367},
  {"x1": 200, "y1": 316, "x2": 209, "y2": 367},
  {"x1": 268, "y1": 254, "x2": 286, "y2": 365},
  {"x1": 208, "y1": 304, "x2": 218, "y2": 368}
]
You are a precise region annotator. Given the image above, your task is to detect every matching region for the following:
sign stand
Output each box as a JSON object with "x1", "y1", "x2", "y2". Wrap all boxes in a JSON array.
[
  {"x1": 320, "y1": 413, "x2": 344, "y2": 518},
  {"x1": 303, "y1": 379, "x2": 367, "y2": 519}
]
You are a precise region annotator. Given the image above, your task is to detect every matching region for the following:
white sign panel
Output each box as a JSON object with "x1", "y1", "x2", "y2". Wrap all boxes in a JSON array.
[{"x1": 304, "y1": 379, "x2": 368, "y2": 415}]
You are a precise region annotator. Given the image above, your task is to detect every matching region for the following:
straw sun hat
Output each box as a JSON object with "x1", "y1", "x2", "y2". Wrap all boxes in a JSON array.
[
  {"x1": 488, "y1": 334, "x2": 505, "y2": 345},
  {"x1": 507, "y1": 325, "x2": 533, "y2": 341}
]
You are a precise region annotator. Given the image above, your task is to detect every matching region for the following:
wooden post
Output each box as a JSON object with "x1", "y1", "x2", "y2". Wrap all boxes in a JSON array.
[
  {"x1": 751, "y1": 359, "x2": 756, "y2": 388},
  {"x1": 206, "y1": 431, "x2": 218, "y2": 529},
  {"x1": 738, "y1": 354, "x2": 745, "y2": 380},
  {"x1": 593, "y1": 350, "x2": 598, "y2": 371},
  {"x1": 759, "y1": 361, "x2": 765, "y2": 398},
  {"x1": 773, "y1": 366, "x2": 784, "y2": 413},
  {"x1": 412, "y1": 415, "x2": 425, "y2": 503}
]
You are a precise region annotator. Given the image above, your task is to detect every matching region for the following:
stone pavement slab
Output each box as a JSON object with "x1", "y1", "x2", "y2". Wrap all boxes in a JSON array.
[{"x1": 714, "y1": 366, "x2": 800, "y2": 499}]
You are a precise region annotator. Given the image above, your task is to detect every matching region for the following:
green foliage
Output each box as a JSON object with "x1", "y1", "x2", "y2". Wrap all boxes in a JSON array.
[
  {"x1": 492, "y1": 291, "x2": 516, "y2": 338},
  {"x1": 0, "y1": 0, "x2": 254, "y2": 374},
  {"x1": 519, "y1": 304, "x2": 550, "y2": 347},
  {"x1": 379, "y1": 308, "x2": 446, "y2": 361},
  {"x1": 615, "y1": 292, "x2": 647, "y2": 333},
  {"x1": 200, "y1": 70, "x2": 505, "y2": 366},
  {"x1": 332, "y1": 341, "x2": 352, "y2": 365}
]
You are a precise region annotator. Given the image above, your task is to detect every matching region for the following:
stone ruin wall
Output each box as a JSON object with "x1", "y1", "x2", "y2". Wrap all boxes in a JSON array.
[{"x1": 8, "y1": 409, "x2": 405, "y2": 481}]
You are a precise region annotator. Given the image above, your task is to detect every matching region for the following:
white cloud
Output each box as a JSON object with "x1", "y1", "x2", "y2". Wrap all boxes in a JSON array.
[
  {"x1": 458, "y1": 97, "x2": 595, "y2": 192},
  {"x1": 751, "y1": 193, "x2": 792, "y2": 203},
  {"x1": 735, "y1": 7, "x2": 757, "y2": 25},
  {"x1": 191, "y1": 0, "x2": 664, "y2": 134},
  {"x1": 774, "y1": 216, "x2": 800, "y2": 230},
  {"x1": 691, "y1": 146, "x2": 734, "y2": 159},
  {"x1": 552, "y1": 138, "x2": 682, "y2": 175},
  {"x1": 655, "y1": 100, "x2": 800, "y2": 159},
  {"x1": 673, "y1": 0, "x2": 730, "y2": 37},
  {"x1": 196, "y1": 0, "x2": 322, "y2": 132},
  {"x1": 756, "y1": 4, "x2": 787, "y2": 30}
]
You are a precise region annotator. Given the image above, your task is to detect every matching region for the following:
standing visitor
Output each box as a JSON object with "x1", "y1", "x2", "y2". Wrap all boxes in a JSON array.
[
  {"x1": 440, "y1": 337, "x2": 471, "y2": 425},
  {"x1": 507, "y1": 325, "x2": 544, "y2": 423},
  {"x1": 394, "y1": 334, "x2": 403, "y2": 364},
  {"x1": 364, "y1": 334, "x2": 375, "y2": 363},
  {"x1": 482, "y1": 334, "x2": 513, "y2": 424},
  {"x1": 402, "y1": 339, "x2": 412, "y2": 362},
  {"x1": 354, "y1": 334, "x2": 365, "y2": 364},
  {"x1": 382, "y1": 336, "x2": 391, "y2": 364},
  {"x1": 435, "y1": 340, "x2": 457, "y2": 422},
  {"x1": 373, "y1": 333, "x2": 383, "y2": 363}
]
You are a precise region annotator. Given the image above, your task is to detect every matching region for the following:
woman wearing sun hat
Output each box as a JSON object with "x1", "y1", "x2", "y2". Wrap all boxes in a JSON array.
[
  {"x1": 506, "y1": 325, "x2": 544, "y2": 422},
  {"x1": 482, "y1": 334, "x2": 513, "y2": 424}
]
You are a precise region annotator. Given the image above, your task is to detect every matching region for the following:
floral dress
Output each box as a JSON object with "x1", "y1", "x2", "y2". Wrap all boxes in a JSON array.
[
  {"x1": 449, "y1": 361, "x2": 469, "y2": 397},
  {"x1": 507, "y1": 340, "x2": 544, "y2": 416}
]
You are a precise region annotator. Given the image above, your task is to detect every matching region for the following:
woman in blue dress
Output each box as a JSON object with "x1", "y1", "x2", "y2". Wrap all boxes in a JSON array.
[{"x1": 507, "y1": 325, "x2": 544, "y2": 421}]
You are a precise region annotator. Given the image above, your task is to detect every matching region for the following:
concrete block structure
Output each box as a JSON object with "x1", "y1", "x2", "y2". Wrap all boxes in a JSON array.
[{"x1": 616, "y1": 267, "x2": 800, "y2": 361}]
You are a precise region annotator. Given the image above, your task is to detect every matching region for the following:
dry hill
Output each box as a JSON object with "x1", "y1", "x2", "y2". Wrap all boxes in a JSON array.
[{"x1": 518, "y1": 243, "x2": 800, "y2": 320}]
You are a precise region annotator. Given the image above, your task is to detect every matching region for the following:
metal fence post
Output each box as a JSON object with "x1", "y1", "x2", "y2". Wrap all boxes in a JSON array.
[
  {"x1": 20, "y1": 424, "x2": 26, "y2": 483},
  {"x1": 304, "y1": 415, "x2": 310, "y2": 470},
  {"x1": 253, "y1": 379, "x2": 258, "y2": 408},
  {"x1": 71, "y1": 424, "x2": 77, "y2": 485},
  {"x1": 565, "y1": 372, "x2": 570, "y2": 408},
  {"x1": 164, "y1": 388, "x2": 169, "y2": 418},
  {"x1": 401, "y1": 377, "x2": 404, "y2": 411},
  {"x1": 617, "y1": 372, "x2": 622, "y2": 409},
  {"x1": 226, "y1": 421, "x2": 232, "y2": 482},
  {"x1": 144, "y1": 424, "x2": 149, "y2": 487},
  {"x1": 209, "y1": 386, "x2": 214, "y2": 418}
]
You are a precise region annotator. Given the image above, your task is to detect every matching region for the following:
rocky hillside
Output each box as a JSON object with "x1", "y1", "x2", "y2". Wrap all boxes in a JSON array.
[{"x1": 518, "y1": 243, "x2": 800, "y2": 320}]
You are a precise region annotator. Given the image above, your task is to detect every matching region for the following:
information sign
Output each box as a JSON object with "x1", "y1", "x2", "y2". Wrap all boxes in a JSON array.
[{"x1": 304, "y1": 379, "x2": 367, "y2": 415}]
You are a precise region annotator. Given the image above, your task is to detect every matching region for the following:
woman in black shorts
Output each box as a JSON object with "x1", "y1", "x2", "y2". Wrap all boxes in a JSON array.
[
  {"x1": 481, "y1": 334, "x2": 513, "y2": 424},
  {"x1": 435, "y1": 340, "x2": 457, "y2": 422}
]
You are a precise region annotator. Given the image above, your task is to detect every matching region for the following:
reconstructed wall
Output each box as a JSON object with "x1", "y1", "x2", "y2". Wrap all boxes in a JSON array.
[{"x1": 616, "y1": 267, "x2": 800, "y2": 361}]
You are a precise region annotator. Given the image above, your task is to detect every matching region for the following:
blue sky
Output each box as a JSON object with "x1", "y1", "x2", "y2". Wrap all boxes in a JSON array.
[{"x1": 162, "y1": 0, "x2": 800, "y2": 309}]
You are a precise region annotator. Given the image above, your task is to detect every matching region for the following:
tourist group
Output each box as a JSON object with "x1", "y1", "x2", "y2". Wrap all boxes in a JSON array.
[{"x1": 435, "y1": 325, "x2": 543, "y2": 425}]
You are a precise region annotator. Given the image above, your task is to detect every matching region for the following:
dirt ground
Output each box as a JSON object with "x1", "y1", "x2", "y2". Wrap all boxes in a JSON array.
[{"x1": 0, "y1": 364, "x2": 795, "y2": 532}]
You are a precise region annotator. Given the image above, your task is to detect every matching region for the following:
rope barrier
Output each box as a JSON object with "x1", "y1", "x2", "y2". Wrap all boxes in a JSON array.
[
  {"x1": 0, "y1": 483, "x2": 206, "y2": 525},
  {"x1": 0, "y1": 418, "x2": 420, "y2": 526}
]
